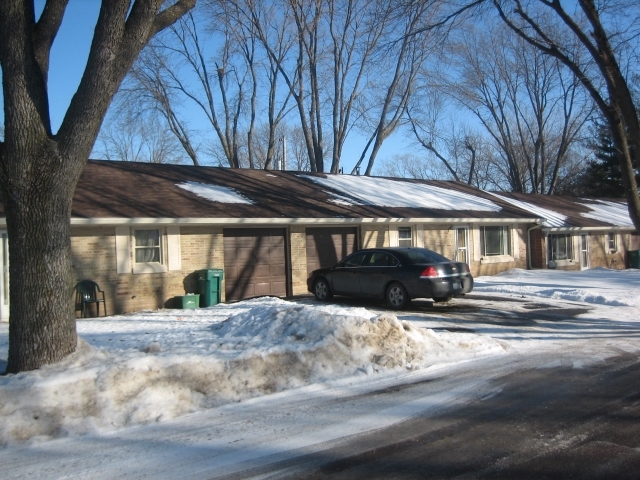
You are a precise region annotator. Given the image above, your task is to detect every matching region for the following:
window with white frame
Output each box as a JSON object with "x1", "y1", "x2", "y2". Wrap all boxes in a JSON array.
[
  {"x1": 607, "y1": 232, "x2": 617, "y2": 253},
  {"x1": 134, "y1": 229, "x2": 162, "y2": 264},
  {"x1": 480, "y1": 226, "x2": 511, "y2": 256},
  {"x1": 398, "y1": 227, "x2": 412, "y2": 247},
  {"x1": 548, "y1": 233, "x2": 573, "y2": 261},
  {"x1": 115, "y1": 226, "x2": 181, "y2": 274}
]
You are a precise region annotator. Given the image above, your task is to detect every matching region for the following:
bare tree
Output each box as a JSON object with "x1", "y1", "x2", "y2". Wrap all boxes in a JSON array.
[
  {"x1": 243, "y1": 0, "x2": 325, "y2": 171},
  {"x1": 353, "y1": 1, "x2": 440, "y2": 176},
  {"x1": 446, "y1": 21, "x2": 592, "y2": 193},
  {"x1": 326, "y1": 0, "x2": 386, "y2": 173},
  {"x1": 220, "y1": 0, "x2": 296, "y2": 170},
  {"x1": 121, "y1": 44, "x2": 201, "y2": 165},
  {"x1": 406, "y1": 91, "x2": 464, "y2": 182},
  {"x1": 166, "y1": 10, "x2": 248, "y2": 167},
  {"x1": 492, "y1": 0, "x2": 640, "y2": 230},
  {"x1": 376, "y1": 152, "x2": 450, "y2": 180},
  {"x1": 95, "y1": 109, "x2": 187, "y2": 164},
  {"x1": 0, "y1": 0, "x2": 195, "y2": 373},
  {"x1": 285, "y1": 125, "x2": 312, "y2": 171}
]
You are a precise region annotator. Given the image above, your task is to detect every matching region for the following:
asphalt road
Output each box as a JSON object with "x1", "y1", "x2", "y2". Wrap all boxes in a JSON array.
[
  {"x1": 210, "y1": 295, "x2": 640, "y2": 479},
  {"x1": 2, "y1": 294, "x2": 639, "y2": 479},
  {"x1": 252, "y1": 353, "x2": 640, "y2": 480}
]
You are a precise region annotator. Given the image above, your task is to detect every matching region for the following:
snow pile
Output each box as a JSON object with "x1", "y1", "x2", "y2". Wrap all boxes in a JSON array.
[
  {"x1": 299, "y1": 174, "x2": 501, "y2": 211},
  {"x1": 0, "y1": 299, "x2": 504, "y2": 445},
  {"x1": 475, "y1": 268, "x2": 640, "y2": 308},
  {"x1": 176, "y1": 181, "x2": 254, "y2": 204}
]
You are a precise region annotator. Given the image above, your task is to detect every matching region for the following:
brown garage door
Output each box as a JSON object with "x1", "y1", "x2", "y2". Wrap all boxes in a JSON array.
[
  {"x1": 224, "y1": 228, "x2": 287, "y2": 301},
  {"x1": 306, "y1": 227, "x2": 358, "y2": 276}
]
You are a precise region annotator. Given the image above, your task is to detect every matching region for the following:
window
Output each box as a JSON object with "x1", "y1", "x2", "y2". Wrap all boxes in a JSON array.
[
  {"x1": 480, "y1": 226, "x2": 511, "y2": 257},
  {"x1": 548, "y1": 234, "x2": 573, "y2": 261},
  {"x1": 367, "y1": 252, "x2": 399, "y2": 267},
  {"x1": 398, "y1": 227, "x2": 412, "y2": 247},
  {"x1": 607, "y1": 232, "x2": 617, "y2": 253},
  {"x1": 115, "y1": 226, "x2": 181, "y2": 275},
  {"x1": 134, "y1": 229, "x2": 162, "y2": 264},
  {"x1": 340, "y1": 252, "x2": 369, "y2": 267}
]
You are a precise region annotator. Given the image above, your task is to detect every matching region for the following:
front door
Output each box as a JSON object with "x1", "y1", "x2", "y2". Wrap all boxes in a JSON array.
[
  {"x1": 0, "y1": 231, "x2": 9, "y2": 320},
  {"x1": 580, "y1": 234, "x2": 590, "y2": 270},
  {"x1": 455, "y1": 227, "x2": 469, "y2": 265}
]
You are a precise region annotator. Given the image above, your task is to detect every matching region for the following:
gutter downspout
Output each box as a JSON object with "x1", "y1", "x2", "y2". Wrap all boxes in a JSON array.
[{"x1": 527, "y1": 222, "x2": 543, "y2": 270}]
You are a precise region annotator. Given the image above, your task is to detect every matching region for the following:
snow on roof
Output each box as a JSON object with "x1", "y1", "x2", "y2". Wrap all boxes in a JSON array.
[
  {"x1": 176, "y1": 181, "x2": 255, "y2": 204},
  {"x1": 299, "y1": 175, "x2": 502, "y2": 211},
  {"x1": 490, "y1": 193, "x2": 566, "y2": 227},
  {"x1": 579, "y1": 199, "x2": 634, "y2": 227}
]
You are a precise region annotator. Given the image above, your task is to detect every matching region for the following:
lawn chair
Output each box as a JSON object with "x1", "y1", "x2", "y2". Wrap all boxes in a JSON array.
[{"x1": 74, "y1": 280, "x2": 107, "y2": 318}]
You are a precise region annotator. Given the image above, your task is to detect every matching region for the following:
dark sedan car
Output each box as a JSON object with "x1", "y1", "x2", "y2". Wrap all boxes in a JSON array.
[{"x1": 307, "y1": 247, "x2": 473, "y2": 309}]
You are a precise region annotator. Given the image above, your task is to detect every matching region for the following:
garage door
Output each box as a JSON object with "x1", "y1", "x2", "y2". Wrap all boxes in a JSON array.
[
  {"x1": 306, "y1": 227, "x2": 358, "y2": 276},
  {"x1": 224, "y1": 228, "x2": 287, "y2": 301}
]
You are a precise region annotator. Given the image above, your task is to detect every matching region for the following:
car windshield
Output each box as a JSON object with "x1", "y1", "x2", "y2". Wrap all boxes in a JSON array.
[{"x1": 403, "y1": 249, "x2": 450, "y2": 264}]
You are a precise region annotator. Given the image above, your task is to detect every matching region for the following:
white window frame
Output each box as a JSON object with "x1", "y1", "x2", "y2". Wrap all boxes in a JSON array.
[
  {"x1": 115, "y1": 226, "x2": 181, "y2": 274},
  {"x1": 607, "y1": 232, "x2": 618, "y2": 253},
  {"x1": 398, "y1": 226, "x2": 413, "y2": 247},
  {"x1": 454, "y1": 226, "x2": 469, "y2": 264},
  {"x1": 133, "y1": 229, "x2": 165, "y2": 274},
  {"x1": 479, "y1": 225, "x2": 513, "y2": 264},
  {"x1": 547, "y1": 233, "x2": 575, "y2": 266}
]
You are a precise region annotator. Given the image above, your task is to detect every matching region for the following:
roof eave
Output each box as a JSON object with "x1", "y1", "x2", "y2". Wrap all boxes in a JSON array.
[{"x1": 57, "y1": 216, "x2": 543, "y2": 227}]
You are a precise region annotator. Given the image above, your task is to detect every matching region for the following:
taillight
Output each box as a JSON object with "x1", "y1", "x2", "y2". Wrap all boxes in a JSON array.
[
  {"x1": 420, "y1": 266, "x2": 439, "y2": 277},
  {"x1": 463, "y1": 263, "x2": 470, "y2": 273}
]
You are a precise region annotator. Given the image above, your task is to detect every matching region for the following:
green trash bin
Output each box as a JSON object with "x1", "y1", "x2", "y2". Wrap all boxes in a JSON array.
[
  {"x1": 629, "y1": 250, "x2": 640, "y2": 269},
  {"x1": 178, "y1": 293, "x2": 200, "y2": 309},
  {"x1": 197, "y1": 269, "x2": 224, "y2": 307}
]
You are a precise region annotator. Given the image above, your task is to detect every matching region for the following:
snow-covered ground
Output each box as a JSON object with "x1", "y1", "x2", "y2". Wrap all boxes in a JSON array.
[{"x1": 0, "y1": 268, "x2": 639, "y2": 473}]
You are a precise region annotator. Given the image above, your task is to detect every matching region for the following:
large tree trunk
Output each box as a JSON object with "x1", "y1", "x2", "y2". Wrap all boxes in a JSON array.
[
  {"x1": 0, "y1": 0, "x2": 195, "y2": 374},
  {"x1": 3, "y1": 148, "x2": 79, "y2": 372}
]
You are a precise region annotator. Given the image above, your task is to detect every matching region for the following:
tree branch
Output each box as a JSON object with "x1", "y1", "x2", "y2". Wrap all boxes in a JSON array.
[
  {"x1": 58, "y1": 0, "x2": 195, "y2": 159},
  {"x1": 152, "y1": 0, "x2": 196, "y2": 35},
  {"x1": 33, "y1": 0, "x2": 69, "y2": 83}
]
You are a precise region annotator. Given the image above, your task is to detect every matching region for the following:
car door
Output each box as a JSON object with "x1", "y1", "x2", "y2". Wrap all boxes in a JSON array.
[
  {"x1": 330, "y1": 251, "x2": 369, "y2": 296},
  {"x1": 359, "y1": 252, "x2": 399, "y2": 298}
]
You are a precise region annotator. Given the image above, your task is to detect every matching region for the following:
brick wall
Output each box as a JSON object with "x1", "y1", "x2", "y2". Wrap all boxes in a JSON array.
[
  {"x1": 289, "y1": 226, "x2": 308, "y2": 295},
  {"x1": 71, "y1": 226, "x2": 224, "y2": 316},
  {"x1": 423, "y1": 225, "x2": 455, "y2": 259},
  {"x1": 534, "y1": 231, "x2": 634, "y2": 272},
  {"x1": 468, "y1": 224, "x2": 528, "y2": 277},
  {"x1": 588, "y1": 232, "x2": 627, "y2": 270},
  {"x1": 361, "y1": 225, "x2": 388, "y2": 248}
]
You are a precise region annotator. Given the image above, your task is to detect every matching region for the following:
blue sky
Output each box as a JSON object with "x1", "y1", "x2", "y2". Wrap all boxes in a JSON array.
[{"x1": 1, "y1": 1, "x2": 414, "y2": 174}]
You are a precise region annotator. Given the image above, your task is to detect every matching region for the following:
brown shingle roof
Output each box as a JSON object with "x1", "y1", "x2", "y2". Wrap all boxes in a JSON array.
[
  {"x1": 63, "y1": 160, "x2": 538, "y2": 220},
  {"x1": 0, "y1": 160, "x2": 545, "y2": 221},
  {"x1": 496, "y1": 192, "x2": 633, "y2": 228}
]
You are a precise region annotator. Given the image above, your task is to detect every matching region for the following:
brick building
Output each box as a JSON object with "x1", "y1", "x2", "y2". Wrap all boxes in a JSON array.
[
  {"x1": 496, "y1": 192, "x2": 639, "y2": 271},
  {"x1": 0, "y1": 160, "x2": 636, "y2": 318}
]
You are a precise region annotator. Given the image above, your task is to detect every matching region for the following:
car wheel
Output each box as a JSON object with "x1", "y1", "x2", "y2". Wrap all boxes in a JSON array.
[
  {"x1": 386, "y1": 282, "x2": 409, "y2": 309},
  {"x1": 314, "y1": 278, "x2": 333, "y2": 301},
  {"x1": 433, "y1": 296, "x2": 452, "y2": 303}
]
